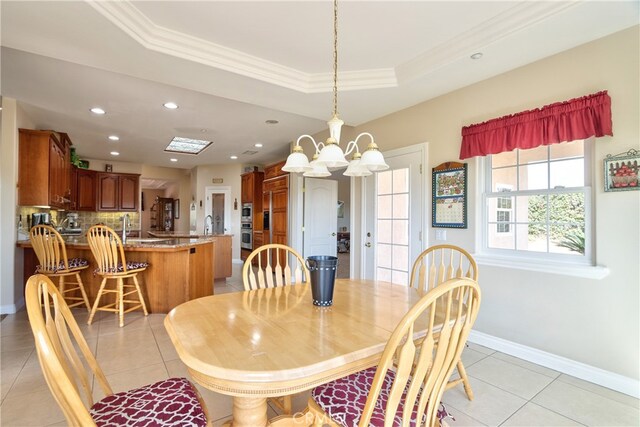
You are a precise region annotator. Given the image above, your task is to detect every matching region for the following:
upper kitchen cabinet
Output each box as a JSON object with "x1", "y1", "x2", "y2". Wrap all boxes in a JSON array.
[
  {"x1": 97, "y1": 172, "x2": 140, "y2": 211},
  {"x1": 72, "y1": 167, "x2": 97, "y2": 211},
  {"x1": 18, "y1": 129, "x2": 72, "y2": 208}
]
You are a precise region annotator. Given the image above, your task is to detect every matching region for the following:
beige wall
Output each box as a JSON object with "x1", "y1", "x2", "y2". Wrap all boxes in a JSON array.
[
  {"x1": 1, "y1": 100, "x2": 37, "y2": 312},
  {"x1": 346, "y1": 26, "x2": 639, "y2": 380}
]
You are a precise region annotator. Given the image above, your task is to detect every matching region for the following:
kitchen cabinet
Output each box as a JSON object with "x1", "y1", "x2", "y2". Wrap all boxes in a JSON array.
[
  {"x1": 97, "y1": 172, "x2": 140, "y2": 211},
  {"x1": 74, "y1": 168, "x2": 97, "y2": 211},
  {"x1": 262, "y1": 170, "x2": 289, "y2": 247},
  {"x1": 240, "y1": 170, "x2": 264, "y2": 261},
  {"x1": 18, "y1": 129, "x2": 72, "y2": 208},
  {"x1": 241, "y1": 173, "x2": 254, "y2": 203}
]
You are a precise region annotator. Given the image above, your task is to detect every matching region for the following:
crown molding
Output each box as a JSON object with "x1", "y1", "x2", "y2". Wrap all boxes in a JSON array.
[
  {"x1": 86, "y1": 0, "x2": 397, "y2": 93},
  {"x1": 87, "y1": 0, "x2": 580, "y2": 93}
]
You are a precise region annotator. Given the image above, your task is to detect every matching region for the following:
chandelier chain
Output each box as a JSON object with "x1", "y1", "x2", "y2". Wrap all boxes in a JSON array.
[{"x1": 333, "y1": 0, "x2": 338, "y2": 117}]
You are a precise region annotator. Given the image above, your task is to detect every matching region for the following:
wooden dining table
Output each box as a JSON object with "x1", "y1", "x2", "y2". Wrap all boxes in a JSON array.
[{"x1": 164, "y1": 278, "x2": 426, "y2": 427}]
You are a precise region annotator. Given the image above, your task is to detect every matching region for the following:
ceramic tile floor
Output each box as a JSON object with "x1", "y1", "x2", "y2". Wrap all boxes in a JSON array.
[{"x1": 1, "y1": 264, "x2": 638, "y2": 426}]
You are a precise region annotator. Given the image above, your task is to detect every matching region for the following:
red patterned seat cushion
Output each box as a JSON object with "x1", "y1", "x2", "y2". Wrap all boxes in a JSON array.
[
  {"x1": 36, "y1": 257, "x2": 89, "y2": 273},
  {"x1": 90, "y1": 377, "x2": 207, "y2": 426},
  {"x1": 94, "y1": 261, "x2": 149, "y2": 274},
  {"x1": 311, "y1": 367, "x2": 453, "y2": 426}
]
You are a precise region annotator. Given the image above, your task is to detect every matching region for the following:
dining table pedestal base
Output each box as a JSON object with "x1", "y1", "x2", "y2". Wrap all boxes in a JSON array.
[{"x1": 226, "y1": 397, "x2": 268, "y2": 427}]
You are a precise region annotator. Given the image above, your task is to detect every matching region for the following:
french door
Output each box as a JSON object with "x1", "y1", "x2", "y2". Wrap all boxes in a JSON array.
[{"x1": 361, "y1": 144, "x2": 426, "y2": 285}]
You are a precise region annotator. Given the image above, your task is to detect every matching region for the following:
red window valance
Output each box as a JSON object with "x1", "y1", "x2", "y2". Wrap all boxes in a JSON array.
[{"x1": 459, "y1": 91, "x2": 613, "y2": 160}]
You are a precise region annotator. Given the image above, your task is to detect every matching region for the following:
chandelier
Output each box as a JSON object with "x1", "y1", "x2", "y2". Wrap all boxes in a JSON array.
[{"x1": 282, "y1": 0, "x2": 388, "y2": 177}]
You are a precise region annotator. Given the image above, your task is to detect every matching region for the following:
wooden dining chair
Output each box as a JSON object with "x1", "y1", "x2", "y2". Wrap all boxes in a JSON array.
[
  {"x1": 25, "y1": 274, "x2": 211, "y2": 426},
  {"x1": 241, "y1": 243, "x2": 309, "y2": 415},
  {"x1": 409, "y1": 244, "x2": 478, "y2": 400},
  {"x1": 86, "y1": 225, "x2": 148, "y2": 327},
  {"x1": 29, "y1": 225, "x2": 91, "y2": 311},
  {"x1": 242, "y1": 243, "x2": 309, "y2": 290},
  {"x1": 307, "y1": 277, "x2": 481, "y2": 427}
]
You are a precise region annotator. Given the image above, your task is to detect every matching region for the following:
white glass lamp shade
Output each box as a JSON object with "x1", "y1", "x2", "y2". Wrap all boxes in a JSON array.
[
  {"x1": 344, "y1": 158, "x2": 372, "y2": 177},
  {"x1": 316, "y1": 143, "x2": 349, "y2": 168},
  {"x1": 360, "y1": 147, "x2": 389, "y2": 171},
  {"x1": 304, "y1": 155, "x2": 331, "y2": 177},
  {"x1": 282, "y1": 149, "x2": 312, "y2": 173}
]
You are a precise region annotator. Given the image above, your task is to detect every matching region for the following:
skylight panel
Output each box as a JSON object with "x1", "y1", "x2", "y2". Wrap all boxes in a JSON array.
[{"x1": 165, "y1": 137, "x2": 212, "y2": 155}]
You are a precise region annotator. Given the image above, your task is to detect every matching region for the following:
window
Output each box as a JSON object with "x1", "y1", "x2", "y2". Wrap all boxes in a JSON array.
[{"x1": 484, "y1": 140, "x2": 591, "y2": 262}]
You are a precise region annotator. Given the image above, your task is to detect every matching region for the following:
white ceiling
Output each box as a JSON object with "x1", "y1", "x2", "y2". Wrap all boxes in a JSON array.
[{"x1": 1, "y1": 1, "x2": 638, "y2": 169}]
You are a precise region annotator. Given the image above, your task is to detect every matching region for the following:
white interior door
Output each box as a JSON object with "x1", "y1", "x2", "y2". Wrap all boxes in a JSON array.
[
  {"x1": 304, "y1": 178, "x2": 338, "y2": 257},
  {"x1": 362, "y1": 145, "x2": 426, "y2": 285}
]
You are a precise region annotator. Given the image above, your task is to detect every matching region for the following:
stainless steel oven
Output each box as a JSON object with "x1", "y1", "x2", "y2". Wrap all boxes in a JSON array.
[
  {"x1": 241, "y1": 223, "x2": 252, "y2": 250},
  {"x1": 241, "y1": 203, "x2": 252, "y2": 223}
]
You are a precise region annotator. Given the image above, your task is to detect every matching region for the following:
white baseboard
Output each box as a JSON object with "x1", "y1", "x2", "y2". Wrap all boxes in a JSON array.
[
  {"x1": 0, "y1": 297, "x2": 25, "y2": 315},
  {"x1": 232, "y1": 258, "x2": 243, "y2": 264},
  {"x1": 468, "y1": 330, "x2": 640, "y2": 399}
]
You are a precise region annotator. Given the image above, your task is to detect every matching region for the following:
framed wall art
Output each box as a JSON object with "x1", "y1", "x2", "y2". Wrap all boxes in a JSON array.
[
  {"x1": 604, "y1": 149, "x2": 639, "y2": 192},
  {"x1": 432, "y1": 162, "x2": 467, "y2": 228}
]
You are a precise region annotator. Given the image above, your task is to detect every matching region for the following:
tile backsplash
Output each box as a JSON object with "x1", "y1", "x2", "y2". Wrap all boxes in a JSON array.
[{"x1": 17, "y1": 207, "x2": 140, "y2": 233}]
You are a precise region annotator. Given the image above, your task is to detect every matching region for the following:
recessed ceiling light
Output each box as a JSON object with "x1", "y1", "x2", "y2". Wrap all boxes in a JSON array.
[
  {"x1": 265, "y1": 119, "x2": 279, "y2": 125},
  {"x1": 170, "y1": 158, "x2": 178, "y2": 162},
  {"x1": 165, "y1": 137, "x2": 213, "y2": 155},
  {"x1": 110, "y1": 151, "x2": 120, "y2": 156},
  {"x1": 108, "y1": 135, "x2": 120, "y2": 141},
  {"x1": 470, "y1": 52, "x2": 483, "y2": 60},
  {"x1": 254, "y1": 143, "x2": 263, "y2": 148},
  {"x1": 163, "y1": 102, "x2": 179, "y2": 109},
  {"x1": 200, "y1": 129, "x2": 208, "y2": 133},
  {"x1": 230, "y1": 155, "x2": 238, "y2": 160},
  {"x1": 90, "y1": 107, "x2": 106, "y2": 115}
]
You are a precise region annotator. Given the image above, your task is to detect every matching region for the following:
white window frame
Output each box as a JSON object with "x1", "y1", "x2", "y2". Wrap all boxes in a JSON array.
[{"x1": 478, "y1": 139, "x2": 600, "y2": 271}]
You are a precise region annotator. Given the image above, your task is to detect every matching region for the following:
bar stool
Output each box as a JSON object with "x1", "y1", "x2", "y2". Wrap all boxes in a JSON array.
[
  {"x1": 29, "y1": 225, "x2": 91, "y2": 311},
  {"x1": 86, "y1": 225, "x2": 149, "y2": 327}
]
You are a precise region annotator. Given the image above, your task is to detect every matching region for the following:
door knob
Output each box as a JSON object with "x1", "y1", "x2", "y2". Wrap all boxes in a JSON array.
[
  {"x1": 331, "y1": 232, "x2": 336, "y2": 236},
  {"x1": 365, "y1": 242, "x2": 372, "y2": 247}
]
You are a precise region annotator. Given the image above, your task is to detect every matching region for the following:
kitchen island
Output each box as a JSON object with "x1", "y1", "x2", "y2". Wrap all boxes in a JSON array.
[
  {"x1": 18, "y1": 236, "x2": 215, "y2": 313},
  {"x1": 148, "y1": 231, "x2": 232, "y2": 279}
]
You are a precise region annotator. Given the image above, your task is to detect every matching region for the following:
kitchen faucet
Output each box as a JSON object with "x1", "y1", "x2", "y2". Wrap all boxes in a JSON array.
[
  {"x1": 204, "y1": 215, "x2": 213, "y2": 236},
  {"x1": 121, "y1": 213, "x2": 131, "y2": 244}
]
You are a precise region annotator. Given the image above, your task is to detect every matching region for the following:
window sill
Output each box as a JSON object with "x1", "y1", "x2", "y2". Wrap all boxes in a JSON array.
[{"x1": 473, "y1": 254, "x2": 610, "y2": 280}]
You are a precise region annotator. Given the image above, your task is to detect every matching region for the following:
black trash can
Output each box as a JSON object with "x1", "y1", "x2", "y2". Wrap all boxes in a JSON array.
[{"x1": 306, "y1": 255, "x2": 338, "y2": 307}]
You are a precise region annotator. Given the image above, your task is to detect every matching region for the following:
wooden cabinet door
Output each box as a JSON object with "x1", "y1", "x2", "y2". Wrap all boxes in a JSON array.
[
  {"x1": 18, "y1": 129, "x2": 50, "y2": 206},
  {"x1": 97, "y1": 173, "x2": 119, "y2": 211},
  {"x1": 76, "y1": 169, "x2": 97, "y2": 211},
  {"x1": 48, "y1": 140, "x2": 66, "y2": 208},
  {"x1": 48, "y1": 142, "x2": 59, "y2": 207},
  {"x1": 241, "y1": 174, "x2": 254, "y2": 203},
  {"x1": 119, "y1": 174, "x2": 139, "y2": 211}
]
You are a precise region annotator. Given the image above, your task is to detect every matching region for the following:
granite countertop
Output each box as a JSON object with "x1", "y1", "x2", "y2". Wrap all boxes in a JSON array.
[
  {"x1": 148, "y1": 231, "x2": 232, "y2": 238},
  {"x1": 17, "y1": 236, "x2": 215, "y2": 250}
]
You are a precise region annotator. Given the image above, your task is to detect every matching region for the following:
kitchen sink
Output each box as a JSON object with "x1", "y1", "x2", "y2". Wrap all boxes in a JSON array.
[{"x1": 126, "y1": 238, "x2": 170, "y2": 243}]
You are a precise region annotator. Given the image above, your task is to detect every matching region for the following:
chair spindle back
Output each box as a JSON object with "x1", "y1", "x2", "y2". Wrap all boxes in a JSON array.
[
  {"x1": 360, "y1": 278, "x2": 481, "y2": 427},
  {"x1": 25, "y1": 274, "x2": 113, "y2": 426},
  {"x1": 29, "y1": 225, "x2": 69, "y2": 273},
  {"x1": 86, "y1": 225, "x2": 128, "y2": 274},
  {"x1": 242, "y1": 244, "x2": 309, "y2": 290},
  {"x1": 410, "y1": 244, "x2": 478, "y2": 292}
]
